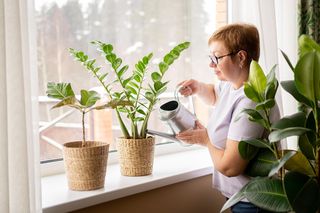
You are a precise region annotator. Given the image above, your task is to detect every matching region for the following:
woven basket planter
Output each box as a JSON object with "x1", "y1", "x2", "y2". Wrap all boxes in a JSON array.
[
  {"x1": 63, "y1": 141, "x2": 109, "y2": 191},
  {"x1": 117, "y1": 137, "x2": 155, "y2": 176}
]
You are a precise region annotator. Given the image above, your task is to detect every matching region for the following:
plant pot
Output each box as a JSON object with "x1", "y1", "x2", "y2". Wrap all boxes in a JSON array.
[
  {"x1": 117, "y1": 137, "x2": 155, "y2": 176},
  {"x1": 63, "y1": 141, "x2": 109, "y2": 191}
]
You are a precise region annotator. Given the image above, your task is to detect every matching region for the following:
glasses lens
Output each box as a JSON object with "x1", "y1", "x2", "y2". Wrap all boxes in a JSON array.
[{"x1": 209, "y1": 55, "x2": 217, "y2": 64}]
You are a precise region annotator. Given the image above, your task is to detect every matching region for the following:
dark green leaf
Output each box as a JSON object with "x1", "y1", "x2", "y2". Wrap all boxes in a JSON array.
[
  {"x1": 102, "y1": 44, "x2": 113, "y2": 54},
  {"x1": 255, "y1": 99, "x2": 275, "y2": 110},
  {"x1": 112, "y1": 58, "x2": 122, "y2": 70},
  {"x1": 238, "y1": 141, "x2": 259, "y2": 160},
  {"x1": 284, "y1": 171, "x2": 320, "y2": 213},
  {"x1": 118, "y1": 65, "x2": 128, "y2": 77},
  {"x1": 280, "y1": 49, "x2": 294, "y2": 71},
  {"x1": 106, "y1": 53, "x2": 116, "y2": 63},
  {"x1": 134, "y1": 117, "x2": 144, "y2": 122},
  {"x1": 268, "y1": 151, "x2": 296, "y2": 177},
  {"x1": 306, "y1": 111, "x2": 317, "y2": 147},
  {"x1": 154, "y1": 81, "x2": 164, "y2": 91},
  {"x1": 281, "y1": 80, "x2": 312, "y2": 107},
  {"x1": 269, "y1": 127, "x2": 310, "y2": 142},
  {"x1": 137, "y1": 109, "x2": 146, "y2": 115},
  {"x1": 164, "y1": 54, "x2": 174, "y2": 65},
  {"x1": 220, "y1": 186, "x2": 246, "y2": 212},
  {"x1": 244, "y1": 178, "x2": 292, "y2": 212},
  {"x1": 170, "y1": 50, "x2": 180, "y2": 59},
  {"x1": 299, "y1": 134, "x2": 315, "y2": 160},
  {"x1": 236, "y1": 109, "x2": 268, "y2": 129},
  {"x1": 245, "y1": 148, "x2": 277, "y2": 177},
  {"x1": 240, "y1": 139, "x2": 272, "y2": 149},
  {"x1": 123, "y1": 77, "x2": 132, "y2": 87},
  {"x1": 271, "y1": 112, "x2": 306, "y2": 129}
]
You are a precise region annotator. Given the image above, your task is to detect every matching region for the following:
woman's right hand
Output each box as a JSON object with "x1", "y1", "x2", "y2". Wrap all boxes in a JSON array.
[{"x1": 178, "y1": 79, "x2": 200, "y2": 97}]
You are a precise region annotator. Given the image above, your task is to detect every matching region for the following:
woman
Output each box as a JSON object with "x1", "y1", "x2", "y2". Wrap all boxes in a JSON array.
[{"x1": 176, "y1": 23, "x2": 279, "y2": 213}]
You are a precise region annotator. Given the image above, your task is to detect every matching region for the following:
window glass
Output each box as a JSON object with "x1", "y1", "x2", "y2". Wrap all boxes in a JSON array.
[{"x1": 36, "y1": 0, "x2": 219, "y2": 162}]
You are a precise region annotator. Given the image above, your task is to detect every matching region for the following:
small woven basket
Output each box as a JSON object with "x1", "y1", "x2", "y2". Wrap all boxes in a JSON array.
[
  {"x1": 117, "y1": 137, "x2": 155, "y2": 176},
  {"x1": 63, "y1": 141, "x2": 109, "y2": 191}
]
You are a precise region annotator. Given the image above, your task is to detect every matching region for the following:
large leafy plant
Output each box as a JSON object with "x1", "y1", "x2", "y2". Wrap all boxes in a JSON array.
[
  {"x1": 221, "y1": 35, "x2": 320, "y2": 213},
  {"x1": 46, "y1": 82, "x2": 130, "y2": 147},
  {"x1": 69, "y1": 41, "x2": 190, "y2": 139}
]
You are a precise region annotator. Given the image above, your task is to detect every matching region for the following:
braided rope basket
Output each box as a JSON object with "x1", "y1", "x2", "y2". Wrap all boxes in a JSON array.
[
  {"x1": 117, "y1": 137, "x2": 155, "y2": 176},
  {"x1": 63, "y1": 141, "x2": 109, "y2": 191}
]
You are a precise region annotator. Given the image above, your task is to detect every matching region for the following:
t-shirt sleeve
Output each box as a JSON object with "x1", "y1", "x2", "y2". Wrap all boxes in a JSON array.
[{"x1": 227, "y1": 97, "x2": 264, "y2": 141}]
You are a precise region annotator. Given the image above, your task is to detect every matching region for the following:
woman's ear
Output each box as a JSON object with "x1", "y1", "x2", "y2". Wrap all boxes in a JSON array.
[{"x1": 237, "y1": 50, "x2": 247, "y2": 68}]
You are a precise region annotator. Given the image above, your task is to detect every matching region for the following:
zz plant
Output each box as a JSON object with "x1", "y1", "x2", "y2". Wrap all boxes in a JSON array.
[
  {"x1": 69, "y1": 41, "x2": 190, "y2": 139},
  {"x1": 221, "y1": 35, "x2": 320, "y2": 213},
  {"x1": 46, "y1": 82, "x2": 130, "y2": 147}
]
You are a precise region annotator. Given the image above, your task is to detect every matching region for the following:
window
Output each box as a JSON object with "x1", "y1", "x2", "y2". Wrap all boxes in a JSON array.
[{"x1": 36, "y1": 0, "x2": 226, "y2": 165}]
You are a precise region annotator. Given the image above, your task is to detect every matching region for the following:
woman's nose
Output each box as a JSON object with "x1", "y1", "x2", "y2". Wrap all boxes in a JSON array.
[{"x1": 209, "y1": 61, "x2": 216, "y2": 68}]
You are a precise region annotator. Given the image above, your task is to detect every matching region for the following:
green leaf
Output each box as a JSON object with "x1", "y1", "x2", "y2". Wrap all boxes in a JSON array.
[
  {"x1": 306, "y1": 111, "x2": 317, "y2": 147},
  {"x1": 240, "y1": 139, "x2": 272, "y2": 149},
  {"x1": 268, "y1": 151, "x2": 296, "y2": 177},
  {"x1": 145, "y1": 91, "x2": 154, "y2": 102},
  {"x1": 269, "y1": 127, "x2": 310, "y2": 142},
  {"x1": 299, "y1": 134, "x2": 315, "y2": 160},
  {"x1": 280, "y1": 49, "x2": 294, "y2": 71},
  {"x1": 118, "y1": 65, "x2": 128, "y2": 77},
  {"x1": 106, "y1": 53, "x2": 116, "y2": 63},
  {"x1": 151, "y1": 72, "x2": 161, "y2": 82},
  {"x1": 170, "y1": 50, "x2": 180, "y2": 58},
  {"x1": 248, "y1": 61, "x2": 267, "y2": 94},
  {"x1": 133, "y1": 74, "x2": 141, "y2": 82},
  {"x1": 137, "y1": 109, "x2": 146, "y2": 115},
  {"x1": 112, "y1": 58, "x2": 122, "y2": 70},
  {"x1": 80, "y1": 90, "x2": 100, "y2": 107},
  {"x1": 298, "y1": 34, "x2": 320, "y2": 57},
  {"x1": 238, "y1": 141, "x2": 259, "y2": 160},
  {"x1": 284, "y1": 171, "x2": 320, "y2": 213},
  {"x1": 102, "y1": 44, "x2": 113, "y2": 54},
  {"x1": 46, "y1": 82, "x2": 75, "y2": 100},
  {"x1": 164, "y1": 54, "x2": 174, "y2": 65},
  {"x1": 237, "y1": 109, "x2": 268, "y2": 129},
  {"x1": 220, "y1": 186, "x2": 246, "y2": 212},
  {"x1": 265, "y1": 80, "x2": 278, "y2": 100},
  {"x1": 284, "y1": 151, "x2": 316, "y2": 176},
  {"x1": 244, "y1": 178, "x2": 292, "y2": 212},
  {"x1": 281, "y1": 80, "x2": 313, "y2": 107},
  {"x1": 244, "y1": 83, "x2": 260, "y2": 102},
  {"x1": 294, "y1": 51, "x2": 320, "y2": 103},
  {"x1": 245, "y1": 148, "x2": 277, "y2": 177},
  {"x1": 154, "y1": 81, "x2": 164, "y2": 91},
  {"x1": 159, "y1": 62, "x2": 168, "y2": 74},
  {"x1": 271, "y1": 112, "x2": 306, "y2": 130},
  {"x1": 99, "y1": 73, "x2": 108, "y2": 82},
  {"x1": 134, "y1": 117, "x2": 144, "y2": 122},
  {"x1": 255, "y1": 99, "x2": 275, "y2": 110}
]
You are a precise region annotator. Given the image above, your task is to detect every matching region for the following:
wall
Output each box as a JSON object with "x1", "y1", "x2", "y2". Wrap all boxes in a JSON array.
[{"x1": 72, "y1": 175, "x2": 231, "y2": 213}]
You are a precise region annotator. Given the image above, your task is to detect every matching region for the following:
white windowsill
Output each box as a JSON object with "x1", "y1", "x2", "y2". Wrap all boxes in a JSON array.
[{"x1": 42, "y1": 147, "x2": 213, "y2": 213}]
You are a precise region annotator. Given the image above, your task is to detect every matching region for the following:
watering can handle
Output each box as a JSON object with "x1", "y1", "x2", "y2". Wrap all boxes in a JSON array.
[{"x1": 174, "y1": 85, "x2": 196, "y2": 116}]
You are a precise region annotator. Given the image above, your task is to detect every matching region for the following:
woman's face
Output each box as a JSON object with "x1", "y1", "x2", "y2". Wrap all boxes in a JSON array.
[{"x1": 209, "y1": 41, "x2": 242, "y2": 82}]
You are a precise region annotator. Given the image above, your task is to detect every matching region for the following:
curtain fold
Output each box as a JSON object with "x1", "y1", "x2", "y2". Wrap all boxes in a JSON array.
[{"x1": 0, "y1": 0, "x2": 41, "y2": 212}]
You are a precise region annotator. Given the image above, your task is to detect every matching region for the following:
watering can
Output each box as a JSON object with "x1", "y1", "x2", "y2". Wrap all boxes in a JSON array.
[{"x1": 146, "y1": 85, "x2": 197, "y2": 143}]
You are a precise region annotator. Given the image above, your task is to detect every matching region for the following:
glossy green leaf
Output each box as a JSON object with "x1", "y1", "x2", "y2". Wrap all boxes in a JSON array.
[
  {"x1": 306, "y1": 111, "x2": 317, "y2": 147},
  {"x1": 151, "y1": 72, "x2": 161, "y2": 82},
  {"x1": 46, "y1": 82, "x2": 75, "y2": 100},
  {"x1": 255, "y1": 99, "x2": 275, "y2": 111},
  {"x1": 220, "y1": 186, "x2": 246, "y2": 212},
  {"x1": 244, "y1": 83, "x2": 260, "y2": 102},
  {"x1": 245, "y1": 148, "x2": 277, "y2": 177},
  {"x1": 245, "y1": 178, "x2": 292, "y2": 212},
  {"x1": 268, "y1": 127, "x2": 310, "y2": 142},
  {"x1": 106, "y1": 53, "x2": 116, "y2": 63},
  {"x1": 268, "y1": 151, "x2": 296, "y2": 177},
  {"x1": 271, "y1": 112, "x2": 306, "y2": 130},
  {"x1": 284, "y1": 171, "x2": 320, "y2": 213},
  {"x1": 298, "y1": 34, "x2": 320, "y2": 57},
  {"x1": 281, "y1": 80, "x2": 313, "y2": 107},
  {"x1": 240, "y1": 139, "x2": 272, "y2": 149},
  {"x1": 170, "y1": 50, "x2": 180, "y2": 59},
  {"x1": 238, "y1": 141, "x2": 259, "y2": 160},
  {"x1": 265, "y1": 80, "x2": 278, "y2": 100},
  {"x1": 294, "y1": 51, "x2": 320, "y2": 103},
  {"x1": 154, "y1": 81, "x2": 164, "y2": 91},
  {"x1": 237, "y1": 109, "x2": 268, "y2": 129},
  {"x1": 299, "y1": 134, "x2": 315, "y2": 160},
  {"x1": 284, "y1": 151, "x2": 316, "y2": 176},
  {"x1": 102, "y1": 44, "x2": 113, "y2": 54},
  {"x1": 248, "y1": 61, "x2": 267, "y2": 94},
  {"x1": 164, "y1": 54, "x2": 174, "y2": 65},
  {"x1": 159, "y1": 62, "x2": 168, "y2": 74},
  {"x1": 80, "y1": 90, "x2": 100, "y2": 107},
  {"x1": 118, "y1": 65, "x2": 128, "y2": 77},
  {"x1": 99, "y1": 73, "x2": 108, "y2": 82}
]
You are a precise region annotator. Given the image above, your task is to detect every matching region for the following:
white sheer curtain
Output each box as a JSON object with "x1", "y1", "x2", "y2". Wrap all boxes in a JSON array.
[
  {"x1": 229, "y1": 0, "x2": 299, "y2": 149},
  {"x1": 0, "y1": 0, "x2": 41, "y2": 212}
]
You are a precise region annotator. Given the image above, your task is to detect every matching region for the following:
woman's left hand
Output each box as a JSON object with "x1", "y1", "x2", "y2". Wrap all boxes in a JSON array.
[{"x1": 176, "y1": 120, "x2": 210, "y2": 146}]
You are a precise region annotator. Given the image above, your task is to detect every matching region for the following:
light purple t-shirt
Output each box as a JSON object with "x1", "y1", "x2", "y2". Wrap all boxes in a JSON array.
[{"x1": 207, "y1": 81, "x2": 279, "y2": 199}]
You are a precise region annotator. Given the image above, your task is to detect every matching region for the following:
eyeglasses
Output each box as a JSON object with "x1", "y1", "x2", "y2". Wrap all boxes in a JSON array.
[{"x1": 209, "y1": 52, "x2": 236, "y2": 65}]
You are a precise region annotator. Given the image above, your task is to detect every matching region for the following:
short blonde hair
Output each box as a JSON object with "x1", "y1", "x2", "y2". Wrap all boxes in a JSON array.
[{"x1": 208, "y1": 23, "x2": 260, "y2": 66}]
